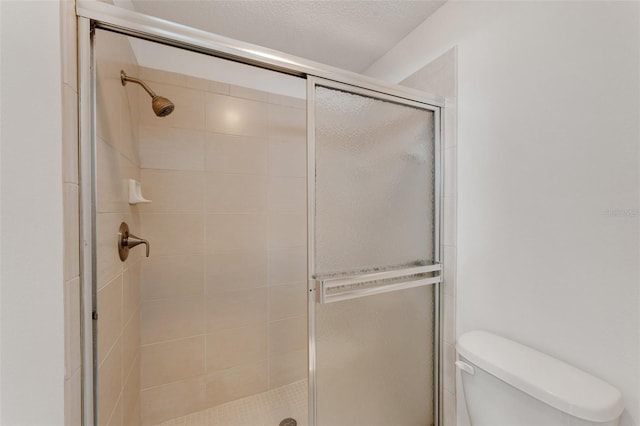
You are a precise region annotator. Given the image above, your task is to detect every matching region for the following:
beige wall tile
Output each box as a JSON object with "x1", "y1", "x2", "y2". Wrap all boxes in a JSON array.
[
  {"x1": 139, "y1": 169, "x2": 204, "y2": 213},
  {"x1": 206, "y1": 324, "x2": 267, "y2": 371},
  {"x1": 64, "y1": 278, "x2": 81, "y2": 378},
  {"x1": 269, "y1": 316, "x2": 306, "y2": 356},
  {"x1": 98, "y1": 340, "x2": 122, "y2": 426},
  {"x1": 141, "y1": 213, "x2": 204, "y2": 256},
  {"x1": 64, "y1": 184, "x2": 80, "y2": 281},
  {"x1": 119, "y1": 84, "x2": 140, "y2": 165},
  {"x1": 268, "y1": 176, "x2": 306, "y2": 212},
  {"x1": 97, "y1": 275, "x2": 123, "y2": 365},
  {"x1": 205, "y1": 250, "x2": 267, "y2": 293},
  {"x1": 95, "y1": 28, "x2": 138, "y2": 82},
  {"x1": 96, "y1": 139, "x2": 122, "y2": 213},
  {"x1": 122, "y1": 310, "x2": 140, "y2": 380},
  {"x1": 205, "y1": 213, "x2": 267, "y2": 252},
  {"x1": 62, "y1": 84, "x2": 78, "y2": 184},
  {"x1": 64, "y1": 369, "x2": 82, "y2": 426},
  {"x1": 205, "y1": 133, "x2": 268, "y2": 175},
  {"x1": 185, "y1": 75, "x2": 209, "y2": 91},
  {"x1": 141, "y1": 336, "x2": 205, "y2": 388},
  {"x1": 269, "y1": 349, "x2": 307, "y2": 389},
  {"x1": 141, "y1": 254, "x2": 204, "y2": 301},
  {"x1": 140, "y1": 377, "x2": 206, "y2": 426},
  {"x1": 96, "y1": 55, "x2": 133, "y2": 85},
  {"x1": 267, "y1": 104, "x2": 306, "y2": 143},
  {"x1": 139, "y1": 83, "x2": 205, "y2": 130},
  {"x1": 97, "y1": 138, "x2": 139, "y2": 214},
  {"x1": 269, "y1": 283, "x2": 307, "y2": 321},
  {"x1": 139, "y1": 126, "x2": 205, "y2": 171},
  {"x1": 268, "y1": 213, "x2": 306, "y2": 249},
  {"x1": 206, "y1": 287, "x2": 268, "y2": 331},
  {"x1": 96, "y1": 71, "x2": 121, "y2": 146},
  {"x1": 205, "y1": 361, "x2": 268, "y2": 407},
  {"x1": 268, "y1": 247, "x2": 307, "y2": 285},
  {"x1": 207, "y1": 80, "x2": 230, "y2": 95},
  {"x1": 230, "y1": 85, "x2": 269, "y2": 102},
  {"x1": 141, "y1": 296, "x2": 205, "y2": 344},
  {"x1": 123, "y1": 358, "x2": 141, "y2": 426},
  {"x1": 268, "y1": 141, "x2": 306, "y2": 177},
  {"x1": 205, "y1": 173, "x2": 267, "y2": 213},
  {"x1": 123, "y1": 261, "x2": 140, "y2": 324},
  {"x1": 106, "y1": 394, "x2": 123, "y2": 426},
  {"x1": 267, "y1": 93, "x2": 305, "y2": 109},
  {"x1": 139, "y1": 66, "x2": 186, "y2": 87},
  {"x1": 205, "y1": 93, "x2": 267, "y2": 137}
]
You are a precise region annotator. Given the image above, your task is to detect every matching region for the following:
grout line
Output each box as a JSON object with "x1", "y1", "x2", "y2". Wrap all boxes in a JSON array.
[
  {"x1": 141, "y1": 331, "x2": 207, "y2": 348},
  {"x1": 123, "y1": 354, "x2": 139, "y2": 388},
  {"x1": 104, "y1": 389, "x2": 124, "y2": 426},
  {"x1": 202, "y1": 165, "x2": 209, "y2": 381},
  {"x1": 267, "y1": 270, "x2": 272, "y2": 390}
]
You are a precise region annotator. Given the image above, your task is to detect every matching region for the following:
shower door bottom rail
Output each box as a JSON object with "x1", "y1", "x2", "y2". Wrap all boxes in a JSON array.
[{"x1": 315, "y1": 264, "x2": 442, "y2": 303}]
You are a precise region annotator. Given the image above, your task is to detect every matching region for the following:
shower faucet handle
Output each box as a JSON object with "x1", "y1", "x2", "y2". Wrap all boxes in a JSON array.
[
  {"x1": 127, "y1": 234, "x2": 150, "y2": 257},
  {"x1": 118, "y1": 222, "x2": 150, "y2": 261}
]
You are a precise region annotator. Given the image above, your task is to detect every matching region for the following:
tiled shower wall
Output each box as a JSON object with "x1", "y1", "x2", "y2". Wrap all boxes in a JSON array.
[
  {"x1": 136, "y1": 67, "x2": 307, "y2": 425},
  {"x1": 95, "y1": 30, "x2": 142, "y2": 426},
  {"x1": 401, "y1": 48, "x2": 458, "y2": 426}
]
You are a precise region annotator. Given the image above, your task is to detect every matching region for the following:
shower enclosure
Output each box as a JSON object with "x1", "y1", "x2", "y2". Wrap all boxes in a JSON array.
[{"x1": 78, "y1": 3, "x2": 443, "y2": 426}]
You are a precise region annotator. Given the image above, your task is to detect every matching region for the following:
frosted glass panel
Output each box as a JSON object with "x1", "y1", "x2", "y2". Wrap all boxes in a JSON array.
[
  {"x1": 314, "y1": 86, "x2": 435, "y2": 276},
  {"x1": 312, "y1": 82, "x2": 436, "y2": 426},
  {"x1": 316, "y1": 285, "x2": 434, "y2": 425}
]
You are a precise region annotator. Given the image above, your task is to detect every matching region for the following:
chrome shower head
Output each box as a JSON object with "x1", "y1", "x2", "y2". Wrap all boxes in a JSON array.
[{"x1": 121, "y1": 70, "x2": 175, "y2": 117}]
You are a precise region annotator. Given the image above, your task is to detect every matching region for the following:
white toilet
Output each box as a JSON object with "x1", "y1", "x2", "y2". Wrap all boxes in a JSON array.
[{"x1": 456, "y1": 331, "x2": 624, "y2": 426}]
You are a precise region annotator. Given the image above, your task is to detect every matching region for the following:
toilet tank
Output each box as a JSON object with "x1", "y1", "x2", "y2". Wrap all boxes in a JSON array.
[{"x1": 456, "y1": 331, "x2": 624, "y2": 426}]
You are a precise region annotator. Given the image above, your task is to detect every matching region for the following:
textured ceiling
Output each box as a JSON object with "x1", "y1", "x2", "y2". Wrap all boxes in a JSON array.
[{"x1": 130, "y1": 1, "x2": 445, "y2": 72}]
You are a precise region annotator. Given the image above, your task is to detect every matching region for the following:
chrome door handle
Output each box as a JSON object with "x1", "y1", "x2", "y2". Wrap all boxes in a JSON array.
[{"x1": 118, "y1": 222, "x2": 150, "y2": 261}]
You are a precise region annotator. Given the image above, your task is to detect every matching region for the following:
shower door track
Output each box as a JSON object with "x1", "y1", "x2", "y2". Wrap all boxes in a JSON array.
[{"x1": 76, "y1": 3, "x2": 444, "y2": 426}]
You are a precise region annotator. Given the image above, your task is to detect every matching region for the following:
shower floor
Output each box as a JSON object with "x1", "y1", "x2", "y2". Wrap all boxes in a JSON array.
[{"x1": 156, "y1": 380, "x2": 308, "y2": 426}]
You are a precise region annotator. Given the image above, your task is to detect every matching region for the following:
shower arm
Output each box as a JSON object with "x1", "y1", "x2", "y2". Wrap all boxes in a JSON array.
[{"x1": 120, "y1": 70, "x2": 157, "y2": 98}]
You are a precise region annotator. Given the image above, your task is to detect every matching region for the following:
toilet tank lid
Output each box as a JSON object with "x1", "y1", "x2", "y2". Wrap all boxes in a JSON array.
[{"x1": 457, "y1": 331, "x2": 624, "y2": 422}]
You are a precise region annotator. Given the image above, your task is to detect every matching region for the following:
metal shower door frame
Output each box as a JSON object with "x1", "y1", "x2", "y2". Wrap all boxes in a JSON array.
[{"x1": 76, "y1": 3, "x2": 444, "y2": 425}]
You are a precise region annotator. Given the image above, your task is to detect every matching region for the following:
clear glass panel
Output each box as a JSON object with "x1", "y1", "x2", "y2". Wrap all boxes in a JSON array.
[
  {"x1": 314, "y1": 85, "x2": 435, "y2": 277},
  {"x1": 93, "y1": 29, "x2": 308, "y2": 426},
  {"x1": 316, "y1": 285, "x2": 434, "y2": 425}
]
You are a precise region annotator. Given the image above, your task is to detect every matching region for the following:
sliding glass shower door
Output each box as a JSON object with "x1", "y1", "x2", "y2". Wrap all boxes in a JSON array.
[
  {"x1": 84, "y1": 11, "x2": 443, "y2": 426},
  {"x1": 307, "y1": 78, "x2": 441, "y2": 426}
]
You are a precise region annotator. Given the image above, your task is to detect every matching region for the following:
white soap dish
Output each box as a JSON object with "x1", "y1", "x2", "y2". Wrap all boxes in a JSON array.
[{"x1": 129, "y1": 179, "x2": 151, "y2": 205}]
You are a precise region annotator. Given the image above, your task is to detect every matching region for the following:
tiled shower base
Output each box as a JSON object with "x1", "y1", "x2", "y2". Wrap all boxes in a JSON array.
[{"x1": 156, "y1": 380, "x2": 308, "y2": 426}]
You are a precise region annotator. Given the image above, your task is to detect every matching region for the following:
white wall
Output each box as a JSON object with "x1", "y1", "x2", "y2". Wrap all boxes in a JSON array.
[
  {"x1": 0, "y1": 1, "x2": 65, "y2": 424},
  {"x1": 366, "y1": 2, "x2": 640, "y2": 425}
]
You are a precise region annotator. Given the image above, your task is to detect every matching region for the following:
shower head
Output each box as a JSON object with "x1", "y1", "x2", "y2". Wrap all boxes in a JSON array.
[
  {"x1": 151, "y1": 96, "x2": 175, "y2": 117},
  {"x1": 120, "y1": 70, "x2": 175, "y2": 117}
]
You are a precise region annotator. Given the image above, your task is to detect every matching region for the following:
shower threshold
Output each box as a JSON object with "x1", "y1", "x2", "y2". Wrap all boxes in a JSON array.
[{"x1": 156, "y1": 380, "x2": 308, "y2": 426}]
